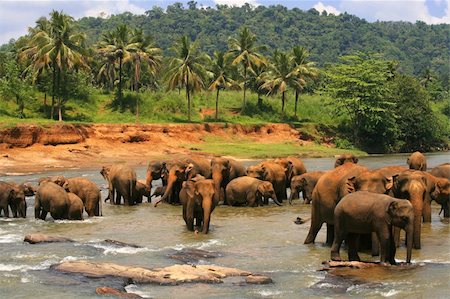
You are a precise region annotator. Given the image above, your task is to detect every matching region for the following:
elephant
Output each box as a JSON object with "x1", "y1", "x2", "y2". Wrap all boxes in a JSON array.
[
  {"x1": 346, "y1": 170, "x2": 393, "y2": 195},
  {"x1": 38, "y1": 175, "x2": 66, "y2": 186},
  {"x1": 419, "y1": 171, "x2": 450, "y2": 222},
  {"x1": 304, "y1": 161, "x2": 368, "y2": 245},
  {"x1": 430, "y1": 177, "x2": 450, "y2": 218},
  {"x1": 273, "y1": 156, "x2": 307, "y2": 189},
  {"x1": 334, "y1": 153, "x2": 359, "y2": 168},
  {"x1": 407, "y1": 151, "x2": 427, "y2": 171},
  {"x1": 154, "y1": 156, "x2": 211, "y2": 206},
  {"x1": 392, "y1": 170, "x2": 428, "y2": 249},
  {"x1": 331, "y1": 191, "x2": 414, "y2": 265},
  {"x1": 247, "y1": 161, "x2": 287, "y2": 202},
  {"x1": 211, "y1": 157, "x2": 246, "y2": 205},
  {"x1": 430, "y1": 163, "x2": 450, "y2": 179},
  {"x1": 35, "y1": 181, "x2": 69, "y2": 220},
  {"x1": 67, "y1": 193, "x2": 84, "y2": 220},
  {"x1": 225, "y1": 176, "x2": 281, "y2": 207},
  {"x1": 180, "y1": 178, "x2": 217, "y2": 234},
  {"x1": 145, "y1": 160, "x2": 168, "y2": 189},
  {"x1": 62, "y1": 177, "x2": 102, "y2": 216},
  {"x1": 6, "y1": 182, "x2": 30, "y2": 218},
  {"x1": 374, "y1": 165, "x2": 408, "y2": 179},
  {"x1": 101, "y1": 165, "x2": 137, "y2": 206},
  {"x1": 134, "y1": 181, "x2": 151, "y2": 204},
  {"x1": 0, "y1": 181, "x2": 16, "y2": 217},
  {"x1": 150, "y1": 185, "x2": 166, "y2": 199},
  {"x1": 289, "y1": 171, "x2": 325, "y2": 204}
]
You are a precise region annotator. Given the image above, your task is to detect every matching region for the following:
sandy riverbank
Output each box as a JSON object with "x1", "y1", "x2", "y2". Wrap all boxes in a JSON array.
[{"x1": 0, "y1": 123, "x2": 312, "y2": 174}]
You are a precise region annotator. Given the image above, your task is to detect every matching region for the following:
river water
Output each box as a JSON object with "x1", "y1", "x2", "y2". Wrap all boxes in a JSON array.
[{"x1": 0, "y1": 153, "x2": 449, "y2": 298}]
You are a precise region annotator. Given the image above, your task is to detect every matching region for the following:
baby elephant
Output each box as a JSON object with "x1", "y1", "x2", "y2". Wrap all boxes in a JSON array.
[
  {"x1": 67, "y1": 193, "x2": 84, "y2": 220},
  {"x1": 289, "y1": 171, "x2": 325, "y2": 204},
  {"x1": 134, "y1": 181, "x2": 151, "y2": 204},
  {"x1": 331, "y1": 191, "x2": 414, "y2": 265},
  {"x1": 35, "y1": 182, "x2": 69, "y2": 220},
  {"x1": 226, "y1": 177, "x2": 281, "y2": 207}
]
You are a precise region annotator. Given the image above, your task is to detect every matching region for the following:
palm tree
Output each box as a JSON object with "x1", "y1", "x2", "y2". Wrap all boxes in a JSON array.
[
  {"x1": 96, "y1": 31, "x2": 117, "y2": 92},
  {"x1": 208, "y1": 51, "x2": 239, "y2": 120},
  {"x1": 129, "y1": 29, "x2": 162, "y2": 120},
  {"x1": 261, "y1": 50, "x2": 295, "y2": 114},
  {"x1": 290, "y1": 46, "x2": 318, "y2": 117},
  {"x1": 97, "y1": 24, "x2": 134, "y2": 110},
  {"x1": 248, "y1": 61, "x2": 268, "y2": 109},
  {"x1": 228, "y1": 27, "x2": 265, "y2": 108},
  {"x1": 166, "y1": 36, "x2": 208, "y2": 122},
  {"x1": 420, "y1": 68, "x2": 434, "y2": 88},
  {"x1": 21, "y1": 10, "x2": 87, "y2": 121}
]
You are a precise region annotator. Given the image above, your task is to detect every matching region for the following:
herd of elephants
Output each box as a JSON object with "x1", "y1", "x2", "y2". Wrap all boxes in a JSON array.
[{"x1": 0, "y1": 152, "x2": 449, "y2": 266}]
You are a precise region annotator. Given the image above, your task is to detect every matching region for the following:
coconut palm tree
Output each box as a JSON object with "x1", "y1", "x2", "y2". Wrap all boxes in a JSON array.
[
  {"x1": 166, "y1": 36, "x2": 208, "y2": 122},
  {"x1": 21, "y1": 10, "x2": 87, "y2": 121},
  {"x1": 129, "y1": 29, "x2": 162, "y2": 120},
  {"x1": 248, "y1": 60, "x2": 269, "y2": 109},
  {"x1": 228, "y1": 27, "x2": 265, "y2": 108},
  {"x1": 261, "y1": 50, "x2": 295, "y2": 114},
  {"x1": 208, "y1": 51, "x2": 239, "y2": 120},
  {"x1": 97, "y1": 24, "x2": 134, "y2": 110},
  {"x1": 290, "y1": 46, "x2": 318, "y2": 117},
  {"x1": 96, "y1": 31, "x2": 117, "y2": 92}
]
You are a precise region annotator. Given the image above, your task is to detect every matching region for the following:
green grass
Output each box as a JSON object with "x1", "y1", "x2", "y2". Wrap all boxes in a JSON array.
[{"x1": 182, "y1": 136, "x2": 367, "y2": 159}]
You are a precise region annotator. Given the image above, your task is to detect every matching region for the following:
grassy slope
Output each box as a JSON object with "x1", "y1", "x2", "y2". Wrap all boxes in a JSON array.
[{"x1": 0, "y1": 89, "x2": 367, "y2": 158}]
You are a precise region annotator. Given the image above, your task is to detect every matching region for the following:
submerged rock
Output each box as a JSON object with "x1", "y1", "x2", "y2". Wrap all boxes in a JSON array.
[
  {"x1": 24, "y1": 233, "x2": 74, "y2": 244},
  {"x1": 96, "y1": 286, "x2": 142, "y2": 298},
  {"x1": 245, "y1": 275, "x2": 273, "y2": 284},
  {"x1": 103, "y1": 239, "x2": 143, "y2": 248},
  {"x1": 53, "y1": 260, "x2": 261, "y2": 286},
  {"x1": 168, "y1": 248, "x2": 220, "y2": 264}
]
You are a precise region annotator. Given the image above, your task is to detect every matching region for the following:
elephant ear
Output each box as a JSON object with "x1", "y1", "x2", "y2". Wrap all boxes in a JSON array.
[
  {"x1": 352, "y1": 156, "x2": 359, "y2": 164},
  {"x1": 346, "y1": 176, "x2": 357, "y2": 193},
  {"x1": 62, "y1": 181, "x2": 70, "y2": 192},
  {"x1": 387, "y1": 201, "x2": 399, "y2": 220},
  {"x1": 286, "y1": 161, "x2": 294, "y2": 177},
  {"x1": 260, "y1": 166, "x2": 268, "y2": 180},
  {"x1": 384, "y1": 176, "x2": 393, "y2": 192},
  {"x1": 300, "y1": 177, "x2": 308, "y2": 188},
  {"x1": 185, "y1": 181, "x2": 196, "y2": 199}
]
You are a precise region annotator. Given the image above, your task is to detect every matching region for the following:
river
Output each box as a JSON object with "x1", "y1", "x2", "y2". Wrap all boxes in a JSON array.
[{"x1": 0, "y1": 152, "x2": 449, "y2": 298}]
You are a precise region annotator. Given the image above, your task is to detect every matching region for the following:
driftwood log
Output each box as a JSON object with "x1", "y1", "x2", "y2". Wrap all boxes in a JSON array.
[{"x1": 53, "y1": 260, "x2": 272, "y2": 285}]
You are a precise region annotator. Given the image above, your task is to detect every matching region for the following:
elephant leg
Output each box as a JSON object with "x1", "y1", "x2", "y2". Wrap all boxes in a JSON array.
[
  {"x1": 326, "y1": 224, "x2": 334, "y2": 246},
  {"x1": 330, "y1": 223, "x2": 344, "y2": 261},
  {"x1": 305, "y1": 219, "x2": 324, "y2": 244},
  {"x1": 347, "y1": 233, "x2": 361, "y2": 262},
  {"x1": 304, "y1": 202, "x2": 323, "y2": 244},
  {"x1": 444, "y1": 201, "x2": 450, "y2": 218},
  {"x1": 34, "y1": 198, "x2": 41, "y2": 219},
  {"x1": 371, "y1": 232, "x2": 380, "y2": 256},
  {"x1": 422, "y1": 194, "x2": 432, "y2": 223},
  {"x1": 388, "y1": 230, "x2": 397, "y2": 265},
  {"x1": 40, "y1": 210, "x2": 47, "y2": 220}
]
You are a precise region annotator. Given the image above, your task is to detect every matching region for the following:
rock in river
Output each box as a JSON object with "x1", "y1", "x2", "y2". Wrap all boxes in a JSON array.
[
  {"x1": 52, "y1": 260, "x2": 271, "y2": 286},
  {"x1": 24, "y1": 233, "x2": 74, "y2": 244}
]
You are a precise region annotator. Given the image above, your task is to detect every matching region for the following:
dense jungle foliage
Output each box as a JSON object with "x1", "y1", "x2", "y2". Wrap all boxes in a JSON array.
[{"x1": 0, "y1": 4, "x2": 448, "y2": 153}]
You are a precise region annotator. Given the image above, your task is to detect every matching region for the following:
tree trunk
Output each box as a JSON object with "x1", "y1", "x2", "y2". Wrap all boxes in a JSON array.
[
  {"x1": 294, "y1": 90, "x2": 299, "y2": 117},
  {"x1": 57, "y1": 68, "x2": 62, "y2": 121},
  {"x1": 243, "y1": 66, "x2": 247, "y2": 108},
  {"x1": 135, "y1": 59, "x2": 140, "y2": 122},
  {"x1": 187, "y1": 88, "x2": 191, "y2": 122},
  {"x1": 119, "y1": 56, "x2": 123, "y2": 110},
  {"x1": 215, "y1": 89, "x2": 220, "y2": 121},
  {"x1": 51, "y1": 66, "x2": 56, "y2": 120},
  {"x1": 257, "y1": 92, "x2": 263, "y2": 109},
  {"x1": 281, "y1": 91, "x2": 285, "y2": 114}
]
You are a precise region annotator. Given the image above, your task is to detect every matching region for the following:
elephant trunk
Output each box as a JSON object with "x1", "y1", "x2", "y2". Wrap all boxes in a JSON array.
[
  {"x1": 272, "y1": 194, "x2": 282, "y2": 206},
  {"x1": 145, "y1": 170, "x2": 153, "y2": 190},
  {"x1": 405, "y1": 222, "x2": 414, "y2": 263},
  {"x1": 212, "y1": 171, "x2": 223, "y2": 204},
  {"x1": 409, "y1": 187, "x2": 424, "y2": 250},
  {"x1": 202, "y1": 198, "x2": 213, "y2": 234},
  {"x1": 288, "y1": 189, "x2": 296, "y2": 205},
  {"x1": 155, "y1": 171, "x2": 176, "y2": 206}
]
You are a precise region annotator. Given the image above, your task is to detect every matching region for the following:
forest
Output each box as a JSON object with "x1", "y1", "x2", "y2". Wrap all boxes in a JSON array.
[{"x1": 0, "y1": 4, "x2": 448, "y2": 154}]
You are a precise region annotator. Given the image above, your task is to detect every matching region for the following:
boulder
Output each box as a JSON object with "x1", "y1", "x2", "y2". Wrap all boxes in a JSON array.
[
  {"x1": 53, "y1": 260, "x2": 260, "y2": 285},
  {"x1": 245, "y1": 275, "x2": 273, "y2": 284},
  {"x1": 24, "y1": 233, "x2": 74, "y2": 244}
]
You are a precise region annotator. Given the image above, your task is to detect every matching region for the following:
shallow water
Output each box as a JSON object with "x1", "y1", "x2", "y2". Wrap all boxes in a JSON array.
[{"x1": 0, "y1": 152, "x2": 449, "y2": 298}]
